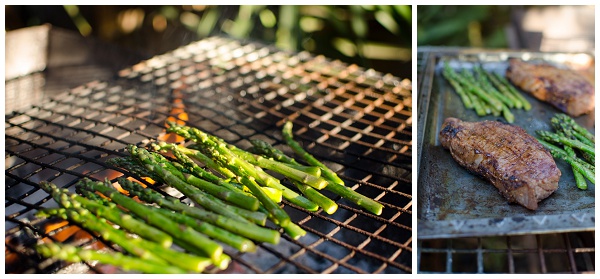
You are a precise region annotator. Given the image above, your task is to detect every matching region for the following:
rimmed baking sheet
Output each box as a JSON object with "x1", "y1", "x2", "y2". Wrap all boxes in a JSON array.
[{"x1": 417, "y1": 50, "x2": 595, "y2": 239}]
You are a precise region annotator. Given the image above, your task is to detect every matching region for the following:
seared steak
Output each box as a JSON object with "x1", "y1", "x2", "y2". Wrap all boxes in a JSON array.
[
  {"x1": 506, "y1": 58, "x2": 594, "y2": 117},
  {"x1": 439, "y1": 117, "x2": 561, "y2": 210}
]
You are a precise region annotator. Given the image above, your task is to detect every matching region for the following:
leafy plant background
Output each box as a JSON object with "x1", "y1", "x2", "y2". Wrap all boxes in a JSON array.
[
  {"x1": 5, "y1": 5, "x2": 412, "y2": 78},
  {"x1": 417, "y1": 5, "x2": 511, "y2": 48}
]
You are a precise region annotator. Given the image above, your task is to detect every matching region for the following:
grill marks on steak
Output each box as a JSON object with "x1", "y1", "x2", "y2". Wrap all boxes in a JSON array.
[
  {"x1": 439, "y1": 118, "x2": 561, "y2": 210},
  {"x1": 506, "y1": 58, "x2": 595, "y2": 117}
]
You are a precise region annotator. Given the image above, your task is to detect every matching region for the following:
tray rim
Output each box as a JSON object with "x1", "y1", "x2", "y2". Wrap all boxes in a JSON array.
[{"x1": 416, "y1": 48, "x2": 595, "y2": 240}]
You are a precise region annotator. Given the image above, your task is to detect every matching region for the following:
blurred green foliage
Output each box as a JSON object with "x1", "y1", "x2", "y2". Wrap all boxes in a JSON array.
[
  {"x1": 162, "y1": 6, "x2": 412, "y2": 64},
  {"x1": 6, "y1": 5, "x2": 412, "y2": 77},
  {"x1": 417, "y1": 5, "x2": 511, "y2": 48}
]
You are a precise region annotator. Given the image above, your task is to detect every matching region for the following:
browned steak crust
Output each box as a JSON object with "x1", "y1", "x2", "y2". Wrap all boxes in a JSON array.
[
  {"x1": 439, "y1": 117, "x2": 561, "y2": 210},
  {"x1": 506, "y1": 58, "x2": 594, "y2": 117}
]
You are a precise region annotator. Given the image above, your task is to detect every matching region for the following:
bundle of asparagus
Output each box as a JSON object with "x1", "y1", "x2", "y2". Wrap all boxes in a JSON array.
[
  {"x1": 442, "y1": 61, "x2": 532, "y2": 123},
  {"x1": 163, "y1": 121, "x2": 384, "y2": 216},
  {"x1": 536, "y1": 113, "x2": 595, "y2": 190},
  {"x1": 36, "y1": 120, "x2": 383, "y2": 273},
  {"x1": 37, "y1": 180, "x2": 216, "y2": 273}
]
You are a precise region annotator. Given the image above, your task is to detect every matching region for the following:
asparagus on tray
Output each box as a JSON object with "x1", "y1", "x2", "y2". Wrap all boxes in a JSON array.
[
  {"x1": 537, "y1": 139, "x2": 595, "y2": 184},
  {"x1": 536, "y1": 113, "x2": 595, "y2": 188},
  {"x1": 493, "y1": 72, "x2": 532, "y2": 111},
  {"x1": 441, "y1": 61, "x2": 536, "y2": 123},
  {"x1": 564, "y1": 144, "x2": 588, "y2": 190},
  {"x1": 537, "y1": 130, "x2": 594, "y2": 156},
  {"x1": 552, "y1": 113, "x2": 595, "y2": 143}
]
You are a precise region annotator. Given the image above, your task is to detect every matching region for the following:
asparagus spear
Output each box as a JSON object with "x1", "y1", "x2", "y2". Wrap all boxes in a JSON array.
[
  {"x1": 129, "y1": 145, "x2": 266, "y2": 225},
  {"x1": 553, "y1": 113, "x2": 595, "y2": 143},
  {"x1": 107, "y1": 153, "x2": 264, "y2": 212},
  {"x1": 565, "y1": 145, "x2": 588, "y2": 190},
  {"x1": 180, "y1": 170, "x2": 260, "y2": 211},
  {"x1": 161, "y1": 142, "x2": 238, "y2": 179},
  {"x1": 190, "y1": 138, "x2": 317, "y2": 210},
  {"x1": 155, "y1": 143, "x2": 284, "y2": 203},
  {"x1": 248, "y1": 140, "x2": 338, "y2": 214},
  {"x1": 472, "y1": 65, "x2": 514, "y2": 108},
  {"x1": 119, "y1": 148, "x2": 268, "y2": 225},
  {"x1": 166, "y1": 123, "x2": 316, "y2": 221},
  {"x1": 171, "y1": 239, "x2": 231, "y2": 271},
  {"x1": 442, "y1": 62, "x2": 473, "y2": 109},
  {"x1": 500, "y1": 103, "x2": 515, "y2": 123},
  {"x1": 35, "y1": 197, "x2": 165, "y2": 266},
  {"x1": 573, "y1": 131, "x2": 595, "y2": 148},
  {"x1": 106, "y1": 156, "x2": 162, "y2": 182},
  {"x1": 493, "y1": 72, "x2": 532, "y2": 111},
  {"x1": 156, "y1": 137, "x2": 310, "y2": 237},
  {"x1": 141, "y1": 148, "x2": 261, "y2": 211},
  {"x1": 537, "y1": 139, "x2": 595, "y2": 184},
  {"x1": 40, "y1": 181, "x2": 173, "y2": 247},
  {"x1": 251, "y1": 139, "x2": 384, "y2": 215},
  {"x1": 481, "y1": 68, "x2": 522, "y2": 109},
  {"x1": 581, "y1": 151, "x2": 595, "y2": 166},
  {"x1": 37, "y1": 242, "x2": 187, "y2": 274},
  {"x1": 37, "y1": 207, "x2": 212, "y2": 273},
  {"x1": 467, "y1": 89, "x2": 488, "y2": 116},
  {"x1": 550, "y1": 114, "x2": 595, "y2": 165},
  {"x1": 76, "y1": 178, "x2": 224, "y2": 264},
  {"x1": 41, "y1": 183, "x2": 173, "y2": 247},
  {"x1": 117, "y1": 177, "x2": 281, "y2": 245},
  {"x1": 250, "y1": 139, "x2": 299, "y2": 165},
  {"x1": 282, "y1": 121, "x2": 345, "y2": 186},
  {"x1": 228, "y1": 145, "x2": 329, "y2": 190},
  {"x1": 159, "y1": 134, "x2": 303, "y2": 209},
  {"x1": 154, "y1": 142, "x2": 246, "y2": 193},
  {"x1": 152, "y1": 206, "x2": 256, "y2": 252},
  {"x1": 239, "y1": 175, "x2": 291, "y2": 227},
  {"x1": 537, "y1": 130, "x2": 594, "y2": 156},
  {"x1": 281, "y1": 222, "x2": 307, "y2": 240},
  {"x1": 157, "y1": 155, "x2": 268, "y2": 225},
  {"x1": 290, "y1": 180, "x2": 338, "y2": 214},
  {"x1": 457, "y1": 69, "x2": 504, "y2": 111},
  {"x1": 80, "y1": 180, "x2": 257, "y2": 252},
  {"x1": 69, "y1": 188, "x2": 173, "y2": 248},
  {"x1": 442, "y1": 63, "x2": 487, "y2": 115},
  {"x1": 188, "y1": 141, "x2": 323, "y2": 178},
  {"x1": 460, "y1": 68, "x2": 515, "y2": 123}
]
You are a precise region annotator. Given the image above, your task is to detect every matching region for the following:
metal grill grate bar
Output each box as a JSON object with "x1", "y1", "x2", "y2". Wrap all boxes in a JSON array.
[{"x1": 417, "y1": 233, "x2": 595, "y2": 273}]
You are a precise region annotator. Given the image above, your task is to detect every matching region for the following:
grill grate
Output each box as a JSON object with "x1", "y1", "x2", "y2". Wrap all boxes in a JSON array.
[
  {"x1": 418, "y1": 232, "x2": 595, "y2": 273},
  {"x1": 5, "y1": 36, "x2": 413, "y2": 274}
]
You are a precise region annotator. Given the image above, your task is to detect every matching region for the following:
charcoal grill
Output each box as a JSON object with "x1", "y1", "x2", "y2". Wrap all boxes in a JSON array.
[
  {"x1": 5, "y1": 36, "x2": 413, "y2": 274},
  {"x1": 416, "y1": 47, "x2": 595, "y2": 274}
]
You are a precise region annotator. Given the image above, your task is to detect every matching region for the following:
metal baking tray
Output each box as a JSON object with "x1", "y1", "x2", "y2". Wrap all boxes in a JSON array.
[{"x1": 417, "y1": 49, "x2": 595, "y2": 239}]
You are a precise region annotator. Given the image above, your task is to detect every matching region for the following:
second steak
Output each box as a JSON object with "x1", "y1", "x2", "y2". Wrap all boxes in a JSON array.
[
  {"x1": 439, "y1": 117, "x2": 561, "y2": 210},
  {"x1": 506, "y1": 58, "x2": 594, "y2": 117}
]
